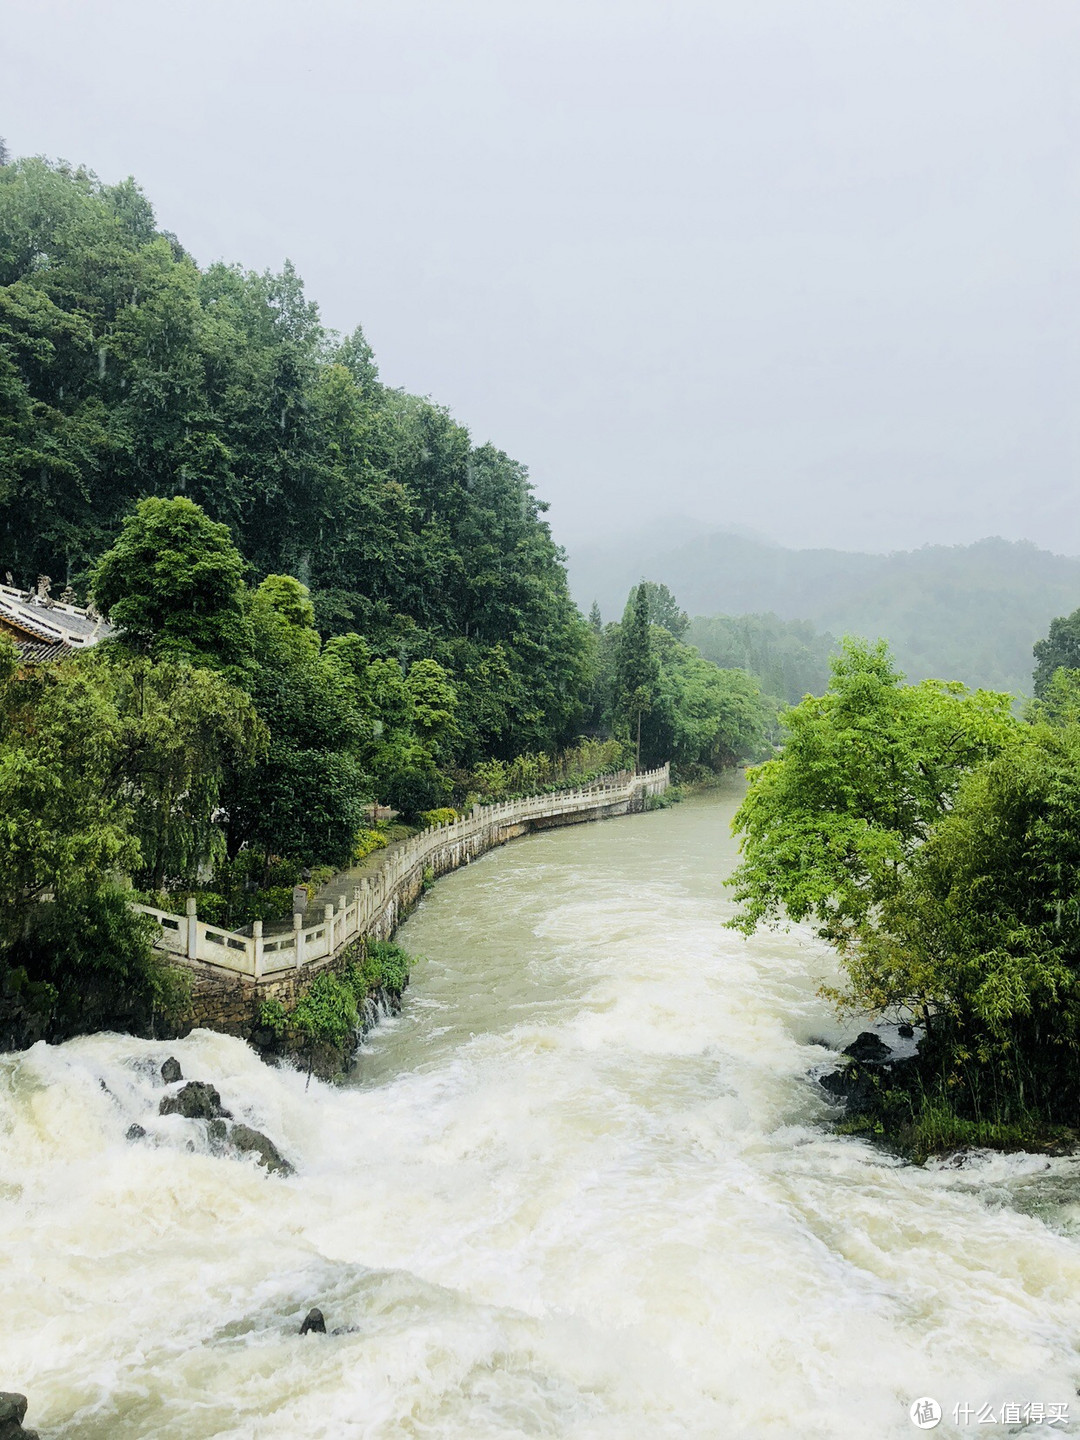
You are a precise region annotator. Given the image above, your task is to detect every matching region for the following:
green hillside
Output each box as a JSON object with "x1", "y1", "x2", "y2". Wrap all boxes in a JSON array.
[{"x1": 570, "y1": 531, "x2": 1080, "y2": 695}]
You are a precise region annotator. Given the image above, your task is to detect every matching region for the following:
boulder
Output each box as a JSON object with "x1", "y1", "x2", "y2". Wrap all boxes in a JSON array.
[
  {"x1": 820, "y1": 1052, "x2": 918, "y2": 1116},
  {"x1": 898, "y1": 1023, "x2": 915, "y2": 1039},
  {"x1": 0, "y1": 1397, "x2": 26, "y2": 1428},
  {"x1": 0, "y1": 1392, "x2": 38, "y2": 1440},
  {"x1": 300, "y1": 1307, "x2": 326, "y2": 1335},
  {"x1": 125, "y1": 1124, "x2": 147, "y2": 1142},
  {"x1": 159, "y1": 1081, "x2": 230, "y2": 1122},
  {"x1": 230, "y1": 1123, "x2": 294, "y2": 1177},
  {"x1": 820, "y1": 1065, "x2": 876, "y2": 1111},
  {"x1": 160, "y1": 1056, "x2": 183, "y2": 1084},
  {"x1": 207, "y1": 1118, "x2": 227, "y2": 1143},
  {"x1": 842, "y1": 1031, "x2": 893, "y2": 1064}
]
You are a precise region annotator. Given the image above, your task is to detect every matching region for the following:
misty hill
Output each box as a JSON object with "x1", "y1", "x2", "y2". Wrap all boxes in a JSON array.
[{"x1": 568, "y1": 532, "x2": 1080, "y2": 695}]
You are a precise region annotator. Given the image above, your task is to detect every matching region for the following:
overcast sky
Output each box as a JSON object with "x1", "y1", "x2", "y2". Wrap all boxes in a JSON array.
[{"x1": 4, "y1": 0, "x2": 1077, "y2": 554}]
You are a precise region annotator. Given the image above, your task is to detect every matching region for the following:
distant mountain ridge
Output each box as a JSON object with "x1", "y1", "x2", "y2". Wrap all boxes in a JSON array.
[{"x1": 567, "y1": 531, "x2": 1080, "y2": 695}]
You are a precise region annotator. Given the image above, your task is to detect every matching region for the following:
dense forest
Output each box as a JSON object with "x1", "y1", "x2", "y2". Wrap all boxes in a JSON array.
[
  {"x1": 572, "y1": 528, "x2": 1080, "y2": 696},
  {"x1": 0, "y1": 155, "x2": 596, "y2": 765},
  {"x1": 0, "y1": 151, "x2": 768, "y2": 1041}
]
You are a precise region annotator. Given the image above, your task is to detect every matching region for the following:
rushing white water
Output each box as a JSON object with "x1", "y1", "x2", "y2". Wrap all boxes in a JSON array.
[{"x1": 3, "y1": 781, "x2": 1080, "y2": 1439}]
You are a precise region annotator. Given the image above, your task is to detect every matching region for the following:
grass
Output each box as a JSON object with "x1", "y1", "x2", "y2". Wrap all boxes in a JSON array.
[{"x1": 836, "y1": 1092, "x2": 1078, "y2": 1164}]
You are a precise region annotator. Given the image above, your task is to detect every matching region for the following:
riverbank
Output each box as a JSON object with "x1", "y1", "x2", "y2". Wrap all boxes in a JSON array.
[
  {"x1": 820, "y1": 1036, "x2": 1080, "y2": 1163},
  {"x1": 0, "y1": 768, "x2": 669, "y2": 1074},
  {"x1": 178, "y1": 765, "x2": 668, "y2": 1077}
]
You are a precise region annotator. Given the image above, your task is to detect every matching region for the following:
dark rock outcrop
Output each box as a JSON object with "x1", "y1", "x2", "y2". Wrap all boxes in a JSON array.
[
  {"x1": 230, "y1": 1123, "x2": 294, "y2": 1176},
  {"x1": 300, "y1": 1307, "x2": 326, "y2": 1335},
  {"x1": 820, "y1": 1063, "x2": 877, "y2": 1111},
  {"x1": 159, "y1": 1081, "x2": 230, "y2": 1122},
  {"x1": 125, "y1": 1123, "x2": 146, "y2": 1142},
  {"x1": 842, "y1": 1031, "x2": 893, "y2": 1064},
  {"x1": 820, "y1": 1050, "x2": 919, "y2": 1119},
  {"x1": 160, "y1": 1056, "x2": 183, "y2": 1084},
  {"x1": 0, "y1": 1392, "x2": 39, "y2": 1440}
]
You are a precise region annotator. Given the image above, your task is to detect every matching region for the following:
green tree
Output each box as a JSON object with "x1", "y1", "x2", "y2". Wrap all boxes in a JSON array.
[
  {"x1": 0, "y1": 636, "x2": 175, "y2": 1034},
  {"x1": 0, "y1": 151, "x2": 598, "y2": 770},
  {"x1": 644, "y1": 630, "x2": 769, "y2": 770},
  {"x1": 1033, "y1": 607, "x2": 1080, "y2": 699},
  {"x1": 224, "y1": 574, "x2": 369, "y2": 866},
  {"x1": 729, "y1": 639, "x2": 1018, "y2": 949},
  {"x1": 842, "y1": 721, "x2": 1080, "y2": 1130},
  {"x1": 92, "y1": 495, "x2": 252, "y2": 669},
  {"x1": 639, "y1": 580, "x2": 689, "y2": 639},
  {"x1": 724, "y1": 639, "x2": 1071, "y2": 1147},
  {"x1": 99, "y1": 654, "x2": 266, "y2": 890},
  {"x1": 405, "y1": 658, "x2": 459, "y2": 758},
  {"x1": 1028, "y1": 666, "x2": 1080, "y2": 727},
  {"x1": 616, "y1": 583, "x2": 659, "y2": 768},
  {"x1": 686, "y1": 612, "x2": 835, "y2": 705}
]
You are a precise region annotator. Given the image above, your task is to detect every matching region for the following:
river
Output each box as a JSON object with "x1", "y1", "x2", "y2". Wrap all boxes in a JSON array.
[{"x1": 2, "y1": 782, "x2": 1080, "y2": 1438}]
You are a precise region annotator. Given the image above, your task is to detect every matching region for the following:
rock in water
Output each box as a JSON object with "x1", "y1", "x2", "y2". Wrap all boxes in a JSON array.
[
  {"x1": 842, "y1": 1031, "x2": 893, "y2": 1064},
  {"x1": 0, "y1": 1392, "x2": 38, "y2": 1440},
  {"x1": 819, "y1": 1065, "x2": 876, "y2": 1111},
  {"x1": 300, "y1": 1307, "x2": 326, "y2": 1335},
  {"x1": 159, "y1": 1081, "x2": 230, "y2": 1121},
  {"x1": 230, "y1": 1123, "x2": 294, "y2": 1176},
  {"x1": 125, "y1": 1124, "x2": 147, "y2": 1142},
  {"x1": 160, "y1": 1056, "x2": 183, "y2": 1084}
]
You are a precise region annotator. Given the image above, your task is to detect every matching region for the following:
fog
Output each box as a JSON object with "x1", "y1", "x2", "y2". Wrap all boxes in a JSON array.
[{"x1": 4, "y1": 0, "x2": 1076, "y2": 554}]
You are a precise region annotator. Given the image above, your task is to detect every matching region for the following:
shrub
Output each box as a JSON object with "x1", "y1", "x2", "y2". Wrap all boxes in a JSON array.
[
  {"x1": 419, "y1": 807, "x2": 458, "y2": 828},
  {"x1": 363, "y1": 940, "x2": 411, "y2": 995},
  {"x1": 292, "y1": 972, "x2": 358, "y2": 1049},
  {"x1": 351, "y1": 828, "x2": 389, "y2": 864},
  {"x1": 257, "y1": 997, "x2": 288, "y2": 1035}
]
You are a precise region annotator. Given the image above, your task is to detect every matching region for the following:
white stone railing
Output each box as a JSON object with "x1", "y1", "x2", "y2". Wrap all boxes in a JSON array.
[{"x1": 134, "y1": 764, "x2": 670, "y2": 982}]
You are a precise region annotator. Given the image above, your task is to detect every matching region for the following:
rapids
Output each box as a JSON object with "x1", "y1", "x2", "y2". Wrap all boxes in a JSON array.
[{"x1": 2, "y1": 781, "x2": 1079, "y2": 1438}]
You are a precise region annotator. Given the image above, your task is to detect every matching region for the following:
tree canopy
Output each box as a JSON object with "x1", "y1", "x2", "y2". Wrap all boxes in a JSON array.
[
  {"x1": 729, "y1": 639, "x2": 1016, "y2": 948},
  {"x1": 91, "y1": 495, "x2": 252, "y2": 669},
  {"x1": 726, "y1": 638, "x2": 1080, "y2": 1150},
  {"x1": 0, "y1": 154, "x2": 589, "y2": 763},
  {"x1": 1033, "y1": 606, "x2": 1080, "y2": 698}
]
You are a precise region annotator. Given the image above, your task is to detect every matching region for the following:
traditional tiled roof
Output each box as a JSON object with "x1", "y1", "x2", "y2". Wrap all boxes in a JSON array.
[
  {"x1": 13, "y1": 640, "x2": 71, "y2": 664},
  {"x1": 0, "y1": 580, "x2": 112, "y2": 659}
]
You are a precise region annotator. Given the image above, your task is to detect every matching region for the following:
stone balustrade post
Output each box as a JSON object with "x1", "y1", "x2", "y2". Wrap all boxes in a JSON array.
[
  {"x1": 252, "y1": 919, "x2": 264, "y2": 981},
  {"x1": 186, "y1": 896, "x2": 198, "y2": 960},
  {"x1": 294, "y1": 911, "x2": 304, "y2": 970}
]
